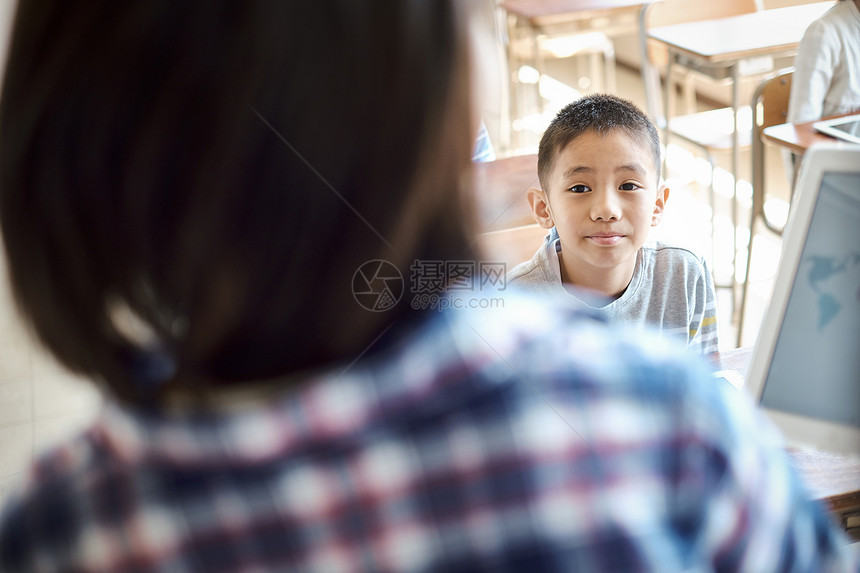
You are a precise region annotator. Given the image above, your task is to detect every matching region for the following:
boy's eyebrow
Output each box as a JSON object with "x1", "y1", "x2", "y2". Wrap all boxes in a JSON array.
[
  {"x1": 616, "y1": 163, "x2": 647, "y2": 176},
  {"x1": 562, "y1": 165, "x2": 594, "y2": 178},
  {"x1": 561, "y1": 163, "x2": 647, "y2": 179}
]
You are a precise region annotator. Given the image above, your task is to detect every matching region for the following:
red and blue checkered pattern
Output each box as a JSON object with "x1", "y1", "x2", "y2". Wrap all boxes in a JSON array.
[{"x1": 1, "y1": 294, "x2": 856, "y2": 572}]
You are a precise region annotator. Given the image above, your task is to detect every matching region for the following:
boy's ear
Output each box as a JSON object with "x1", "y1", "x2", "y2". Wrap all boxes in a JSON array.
[
  {"x1": 527, "y1": 187, "x2": 555, "y2": 229},
  {"x1": 651, "y1": 184, "x2": 670, "y2": 227}
]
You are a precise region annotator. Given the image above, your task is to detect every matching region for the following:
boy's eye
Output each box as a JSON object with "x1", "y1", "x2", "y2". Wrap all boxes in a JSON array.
[
  {"x1": 567, "y1": 184, "x2": 590, "y2": 194},
  {"x1": 619, "y1": 182, "x2": 640, "y2": 191}
]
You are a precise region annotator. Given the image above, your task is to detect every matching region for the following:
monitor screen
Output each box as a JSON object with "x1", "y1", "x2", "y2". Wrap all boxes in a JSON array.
[{"x1": 760, "y1": 172, "x2": 860, "y2": 429}]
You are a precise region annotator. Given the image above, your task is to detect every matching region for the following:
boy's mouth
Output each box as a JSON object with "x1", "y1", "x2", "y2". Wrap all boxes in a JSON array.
[{"x1": 585, "y1": 233, "x2": 625, "y2": 246}]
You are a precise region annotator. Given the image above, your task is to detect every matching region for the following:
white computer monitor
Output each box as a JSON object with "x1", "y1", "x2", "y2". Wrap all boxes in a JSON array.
[{"x1": 745, "y1": 143, "x2": 860, "y2": 455}]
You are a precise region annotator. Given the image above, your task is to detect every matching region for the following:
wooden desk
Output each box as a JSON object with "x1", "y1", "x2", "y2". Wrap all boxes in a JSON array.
[
  {"x1": 472, "y1": 154, "x2": 540, "y2": 233},
  {"x1": 648, "y1": 3, "x2": 833, "y2": 67},
  {"x1": 763, "y1": 117, "x2": 841, "y2": 156},
  {"x1": 788, "y1": 447, "x2": 860, "y2": 542},
  {"x1": 716, "y1": 346, "x2": 860, "y2": 542},
  {"x1": 500, "y1": 0, "x2": 662, "y2": 120}
]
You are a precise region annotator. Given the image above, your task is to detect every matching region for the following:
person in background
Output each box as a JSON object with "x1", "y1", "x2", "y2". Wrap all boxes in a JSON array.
[
  {"x1": 508, "y1": 95, "x2": 719, "y2": 356},
  {"x1": 0, "y1": 1, "x2": 856, "y2": 572},
  {"x1": 788, "y1": 0, "x2": 860, "y2": 124}
]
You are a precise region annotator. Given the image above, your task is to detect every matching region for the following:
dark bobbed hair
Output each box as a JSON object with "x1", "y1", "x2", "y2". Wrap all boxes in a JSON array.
[
  {"x1": 537, "y1": 94, "x2": 662, "y2": 191},
  {"x1": 0, "y1": 2, "x2": 477, "y2": 404}
]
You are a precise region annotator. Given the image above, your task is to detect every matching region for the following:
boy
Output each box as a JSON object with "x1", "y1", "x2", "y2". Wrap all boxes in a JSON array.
[{"x1": 508, "y1": 95, "x2": 719, "y2": 355}]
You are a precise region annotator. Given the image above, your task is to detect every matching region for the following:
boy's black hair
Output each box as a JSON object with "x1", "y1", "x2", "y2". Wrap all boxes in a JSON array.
[
  {"x1": 0, "y1": 1, "x2": 477, "y2": 404},
  {"x1": 537, "y1": 94, "x2": 662, "y2": 190}
]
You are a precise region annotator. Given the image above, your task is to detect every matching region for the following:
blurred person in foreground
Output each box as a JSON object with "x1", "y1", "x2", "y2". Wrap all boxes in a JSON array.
[{"x1": 0, "y1": 1, "x2": 857, "y2": 571}]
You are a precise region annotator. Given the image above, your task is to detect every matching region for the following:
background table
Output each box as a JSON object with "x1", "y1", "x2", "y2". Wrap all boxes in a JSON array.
[
  {"x1": 500, "y1": 0, "x2": 661, "y2": 119},
  {"x1": 649, "y1": 1, "x2": 835, "y2": 179},
  {"x1": 763, "y1": 116, "x2": 844, "y2": 156},
  {"x1": 648, "y1": 2, "x2": 834, "y2": 309},
  {"x1": 648, "y1": 3, "x2": 833, "y2": 67}
]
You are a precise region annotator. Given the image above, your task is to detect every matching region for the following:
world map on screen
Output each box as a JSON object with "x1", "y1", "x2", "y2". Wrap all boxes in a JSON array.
[
  {"x1": 761, "y1": 171, "x2": 860, "y2": 428},
  {"x1": 806, "y1": 253, "x2": 860, "y2": 331}
]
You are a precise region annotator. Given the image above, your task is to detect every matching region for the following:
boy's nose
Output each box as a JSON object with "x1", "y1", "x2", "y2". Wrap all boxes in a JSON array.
[{"x1": 590, "y1": 191, "x2": 622, "y2": 221}]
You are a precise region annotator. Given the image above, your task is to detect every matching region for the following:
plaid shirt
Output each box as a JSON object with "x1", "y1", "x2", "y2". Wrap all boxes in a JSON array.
[{"x1": 1, "y1": 294, "x2": 857, "y2": 572}]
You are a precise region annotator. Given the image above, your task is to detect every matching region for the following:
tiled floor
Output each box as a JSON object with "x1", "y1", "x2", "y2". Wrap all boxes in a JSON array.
[{"x1": 499, "y1": 57, "x2": 791, "y2": 352}]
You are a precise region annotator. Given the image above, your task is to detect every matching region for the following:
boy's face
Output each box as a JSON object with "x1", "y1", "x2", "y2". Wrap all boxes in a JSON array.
[{"x1": 529, "y1": 129, "x2": 668, "y2": 291}]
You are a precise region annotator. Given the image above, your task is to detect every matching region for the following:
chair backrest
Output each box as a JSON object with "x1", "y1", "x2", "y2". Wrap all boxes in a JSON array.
[
  {"x1": 754, "y1": 69, "x2": 793, "y2": 135},
  {"x1": 751, "y1": 68, "x2": 794, "y2": 232},
  {"x1": 645, "y1": 0, "x2": 762, "y2": 66}
]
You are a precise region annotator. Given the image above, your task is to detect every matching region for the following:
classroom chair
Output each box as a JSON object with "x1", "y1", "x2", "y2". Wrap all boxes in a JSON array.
[{"x1": 738, "y1": 69, "x2": 794, "y2": 346}]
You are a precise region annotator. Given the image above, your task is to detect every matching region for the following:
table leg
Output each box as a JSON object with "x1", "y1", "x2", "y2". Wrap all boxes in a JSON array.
[
  {"x1": 661, "y1": 49, "x2": 675, "y2": 170},
  {"x1": 531, "y1": 24, "x2": 545, "y2": 114},
  {"x1": 730, "y1": 63, "x2": 740, "y2": 323},
  {"x1": 506, "y1": 13, "x2": 520, "y2": 147},
  {"x1": 638, "y1": 4, "x2": 663, "y2": 126}
]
